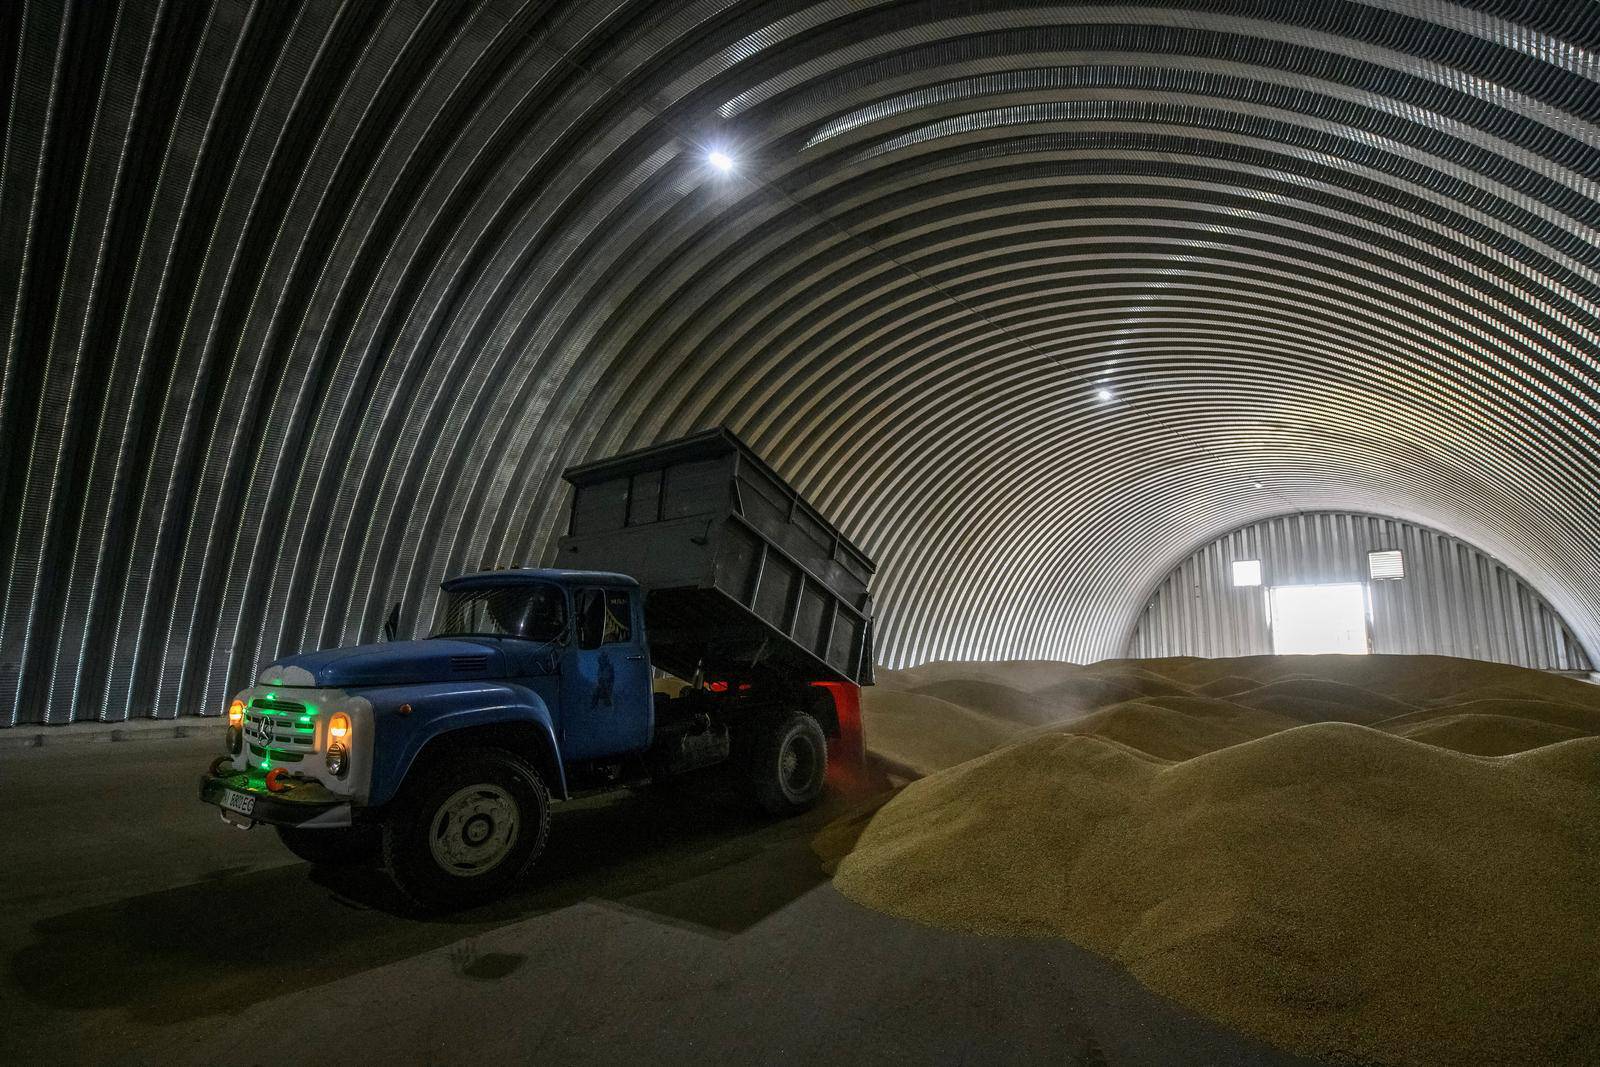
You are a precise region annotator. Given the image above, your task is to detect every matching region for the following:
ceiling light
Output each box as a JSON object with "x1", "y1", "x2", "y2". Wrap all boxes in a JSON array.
[
  {"x1": 708, "y1": 150, "x2": 733, "y2": 172},
  {"x1": 1096, "y1": 387, "x2": 1114, "y2": 402}
]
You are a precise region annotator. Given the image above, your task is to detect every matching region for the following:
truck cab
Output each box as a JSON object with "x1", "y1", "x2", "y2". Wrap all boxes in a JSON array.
[{"x1": 201, "y1": 429, "x2": 875, "y2": 910}]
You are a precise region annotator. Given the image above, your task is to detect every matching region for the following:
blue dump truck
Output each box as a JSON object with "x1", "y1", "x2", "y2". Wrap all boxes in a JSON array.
[{"x1": 199, "y1": 429, "x2": 875, "y2": 908}]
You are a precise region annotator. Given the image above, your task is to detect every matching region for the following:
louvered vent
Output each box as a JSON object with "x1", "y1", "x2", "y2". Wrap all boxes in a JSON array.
[
  {"x1": 450, "y1": 655, "x2": 490, "y2": 675},
  {"x1": 1368, "y1": 550, "x2": 1405, "y2": 581}
]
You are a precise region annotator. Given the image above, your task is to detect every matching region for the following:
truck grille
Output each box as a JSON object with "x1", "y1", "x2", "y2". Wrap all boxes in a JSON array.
[{"x1": 245, "y1": 698, "x2": 317, "y2": 757}]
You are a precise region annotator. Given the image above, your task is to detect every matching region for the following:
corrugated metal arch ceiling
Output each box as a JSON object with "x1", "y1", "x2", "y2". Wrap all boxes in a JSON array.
[{"x1": 2, "y1": 0, "x2": 1598, "y2": 723}]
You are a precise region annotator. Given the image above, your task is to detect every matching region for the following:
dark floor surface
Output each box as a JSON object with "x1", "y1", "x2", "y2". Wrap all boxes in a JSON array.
[{"x1": 1, "y1": 734, "x2": 1317, "y2": 1066}]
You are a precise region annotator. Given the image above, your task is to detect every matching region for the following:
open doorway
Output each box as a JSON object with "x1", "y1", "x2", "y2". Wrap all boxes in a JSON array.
[{"x1": 1269, "y1": 583, "x2": 1370, "y2": 655}]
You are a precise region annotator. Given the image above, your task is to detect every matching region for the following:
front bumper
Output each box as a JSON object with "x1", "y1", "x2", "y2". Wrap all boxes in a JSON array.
[{"x1": 199, "y1": 770, "x2": 353, "y2": 828}]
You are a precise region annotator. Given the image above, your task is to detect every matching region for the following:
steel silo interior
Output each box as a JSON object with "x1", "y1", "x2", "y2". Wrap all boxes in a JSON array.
[{"x1": 3, "y1": 0, "x2": 1598, "y2": 726}]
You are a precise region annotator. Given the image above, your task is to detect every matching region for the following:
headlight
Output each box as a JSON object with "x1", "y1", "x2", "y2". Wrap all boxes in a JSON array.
[
  {"x1": 326, "y1": 742, "x2": 348, "y2": 777},
  {"x1": 227, "y1": 725, "x2": 242, "y2": 755}
]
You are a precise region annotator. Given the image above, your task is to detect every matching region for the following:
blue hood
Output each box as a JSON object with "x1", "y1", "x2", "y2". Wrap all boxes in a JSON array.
[{"x1": 267, "y1": 638, "x2": 516, "y2": 688}]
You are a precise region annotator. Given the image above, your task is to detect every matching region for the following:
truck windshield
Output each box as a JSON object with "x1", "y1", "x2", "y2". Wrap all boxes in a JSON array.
[{"x1": 432, "y1": 583, "x2": 567, "y2": 643}]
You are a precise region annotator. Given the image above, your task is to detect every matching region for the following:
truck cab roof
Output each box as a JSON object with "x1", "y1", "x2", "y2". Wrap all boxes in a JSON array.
[{"x1": 442, "y1": 567, "x2": 640, "y2": 592}]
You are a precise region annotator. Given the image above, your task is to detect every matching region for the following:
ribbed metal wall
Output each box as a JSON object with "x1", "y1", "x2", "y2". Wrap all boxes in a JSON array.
[
  {"x1": 4, "y1": 2, "x2": 1600, "y2": 724},
  {"x1": 1129, "y1": 511, "x2": 1595, "y2": 671}
]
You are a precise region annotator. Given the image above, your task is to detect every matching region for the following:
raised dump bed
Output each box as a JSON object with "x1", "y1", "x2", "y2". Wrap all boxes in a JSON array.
[{"x1": 558, "y1": 427, "x2": 875, "y2": 686}]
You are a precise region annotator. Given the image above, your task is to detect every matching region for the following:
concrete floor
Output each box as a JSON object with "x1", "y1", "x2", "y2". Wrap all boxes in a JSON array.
[{"x1": 1, "y1": 733, "x2": 1317, "y2": 1066}]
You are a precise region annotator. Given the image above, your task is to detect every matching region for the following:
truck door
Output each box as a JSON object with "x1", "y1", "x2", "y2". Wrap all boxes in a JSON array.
[{"x1": 559, "y1": 587, "x2": 652, "y2": 759}]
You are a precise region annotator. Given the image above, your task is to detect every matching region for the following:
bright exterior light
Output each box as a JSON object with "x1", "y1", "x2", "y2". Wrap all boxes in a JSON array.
[
  {"x1": 1096, "y1": 387, "x2": 1114, "y2": 402},
  {"x1": 328, "y1": 712, "x2": 351, "y2": 741},
  {"x1": 1232, "y1": 559, "x2": 1262, "y2": 587},
  {"x1": 1269, "y1": 583, "x2": 1370, "y2": 655},
  {"x1": 708, "y1": 150, "x2": 733, "y2": 172}
]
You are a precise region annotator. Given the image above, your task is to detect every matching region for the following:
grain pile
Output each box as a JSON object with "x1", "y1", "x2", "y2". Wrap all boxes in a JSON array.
[{"x1": 843, "y1": 655, "x2": 1600, "y2": 1065}]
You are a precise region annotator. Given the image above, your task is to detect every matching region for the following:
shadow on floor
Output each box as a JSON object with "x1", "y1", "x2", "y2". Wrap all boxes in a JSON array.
[{"x1": 7, "y1": 774, "x2": 893, "y2": 1023}]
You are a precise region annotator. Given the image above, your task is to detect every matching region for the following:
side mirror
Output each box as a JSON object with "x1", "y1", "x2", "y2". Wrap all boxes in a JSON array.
[{"x1": 382, "y1": 602, "x2": 401, "y2": 643}]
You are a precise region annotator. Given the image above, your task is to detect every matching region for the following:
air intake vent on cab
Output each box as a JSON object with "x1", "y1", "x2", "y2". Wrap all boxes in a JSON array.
[{"x1": 450, "y1": 655, "x2": 489, "y2": 675}]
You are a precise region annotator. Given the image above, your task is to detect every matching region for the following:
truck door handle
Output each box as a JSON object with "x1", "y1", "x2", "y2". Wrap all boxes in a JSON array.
[{"x1": 626, "y1": 654, "x2": 644, "y2": 660}]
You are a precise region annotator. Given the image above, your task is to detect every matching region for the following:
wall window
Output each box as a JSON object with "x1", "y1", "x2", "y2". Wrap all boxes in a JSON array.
[
  {"x1": 1232, "y1": 559, "x2": 1262, "y2": 587},
  {"x1": 1368, "y1": 550, "x2": 1404, "y2": 580}
]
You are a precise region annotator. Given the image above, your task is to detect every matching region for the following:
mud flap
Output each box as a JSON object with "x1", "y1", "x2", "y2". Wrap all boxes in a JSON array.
[{"x1": 813, "y1": 682, "x2": 867, "y2": 790}]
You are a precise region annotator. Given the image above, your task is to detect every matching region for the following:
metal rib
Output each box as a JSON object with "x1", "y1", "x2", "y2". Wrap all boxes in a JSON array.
[{"x1": 2, "y1": 0, "x2": 1598, "y2": 724}]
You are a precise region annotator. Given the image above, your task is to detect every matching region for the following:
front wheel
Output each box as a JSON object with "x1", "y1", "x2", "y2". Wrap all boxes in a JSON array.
[
  {"x1": 381, "y1": 748, "x2": 550, "y2": 911},
  {"x1": 742, "y1": 711, "x2": 828, "y2": 816}
]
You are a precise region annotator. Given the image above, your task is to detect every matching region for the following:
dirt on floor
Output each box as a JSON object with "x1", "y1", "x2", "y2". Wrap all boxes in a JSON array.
[{"x1": 836, "y1": 654, "x2": 1600, "y2": 1066}]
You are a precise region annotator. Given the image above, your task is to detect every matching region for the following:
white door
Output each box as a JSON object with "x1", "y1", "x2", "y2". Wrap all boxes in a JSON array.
[{"x1": 1269, "y1": 583, "x2": 1370, "y2": 655}]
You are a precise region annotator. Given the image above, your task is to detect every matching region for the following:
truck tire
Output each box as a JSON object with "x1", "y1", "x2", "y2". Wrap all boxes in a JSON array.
[
  {"x1": 276, "y1": 825, "x2": 378, "y2": 867},
  {"x1": 743, "y1": 711, "x2": 828, "y2": 816},
  {"x1": 380, "y1": 747, "x2": 550, "y2": 911}
]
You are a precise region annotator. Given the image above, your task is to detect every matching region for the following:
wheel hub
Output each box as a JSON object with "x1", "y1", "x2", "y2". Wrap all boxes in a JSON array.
[
  {"x1": 780, "y1": 734, "x2": 816, "y2": 794},
  {"x1": 428, "y1": 784, "x2": 520, "y2": 877}
]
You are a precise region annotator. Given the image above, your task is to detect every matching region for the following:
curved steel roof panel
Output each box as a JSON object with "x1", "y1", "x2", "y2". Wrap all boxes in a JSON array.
[{"x1": 2, "y1": 0, "x2": 1598, "y2": 724}]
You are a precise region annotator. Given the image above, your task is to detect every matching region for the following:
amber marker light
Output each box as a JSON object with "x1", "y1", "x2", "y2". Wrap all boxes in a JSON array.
[
  {"x1": 328, "y1": 713, "x2": 351, "y2": 741},
  {"x1": 225, "y1": 699, "x2": 245, "y2": 755}
]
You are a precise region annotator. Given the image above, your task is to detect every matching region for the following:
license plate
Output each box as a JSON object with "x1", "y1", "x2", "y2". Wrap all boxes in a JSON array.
[{"x1": 222, "y1": 789, "x2": 256, "y2": 816}]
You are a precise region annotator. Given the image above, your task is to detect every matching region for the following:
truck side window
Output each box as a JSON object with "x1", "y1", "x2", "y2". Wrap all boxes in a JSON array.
[
  {"x1": 576, "y1": 589, "x2": 605, "y2": 650},
  {"x1": 576, "y1": 588, "x2": 633, "y2": 649},
  {"x1": 603, "y1": 590, "x2": 632, "y2": 644}
]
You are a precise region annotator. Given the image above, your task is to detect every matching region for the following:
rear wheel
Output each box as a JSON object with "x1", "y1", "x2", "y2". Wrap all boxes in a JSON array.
[
  {"x1": 275, "y1": 824, "x2": 378, "y2": 867},
  {"x1": 381, "y1": 748, "x2": 550, "y2": 911},
  {"x1": 742, "y1": 711, "x2": 828, "y2": 816}
]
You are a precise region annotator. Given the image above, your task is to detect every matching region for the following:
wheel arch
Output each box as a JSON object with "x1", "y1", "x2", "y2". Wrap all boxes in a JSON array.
[
  {"x1": 371, "y1": 695, "x2": 568, "y2": 808},
  {"x1": 801, "y1": 683, "x2": 841, "y2": 737},
  {"x1": 407, "y1": 721, "x2": 567, "y2": 801}
]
